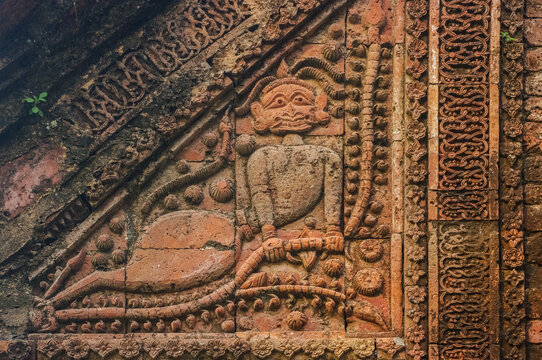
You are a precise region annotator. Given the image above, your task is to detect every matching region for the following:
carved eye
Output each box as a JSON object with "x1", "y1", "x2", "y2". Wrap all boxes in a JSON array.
[
  {"x1": 268, "y1": 96, "x2": 288, "y2": 108},
  {"x1": 292, "y1": 94, "x2": 312, "y2": 106}
]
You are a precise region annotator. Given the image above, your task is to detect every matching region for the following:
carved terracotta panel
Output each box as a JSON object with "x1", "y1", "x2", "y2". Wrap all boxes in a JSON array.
[
  {"x1": 24, "y1": 0, "x2": 407, "y2": 355},
  {"x1": 0, "y1": 0, "x2": 532, "y2": 358}
]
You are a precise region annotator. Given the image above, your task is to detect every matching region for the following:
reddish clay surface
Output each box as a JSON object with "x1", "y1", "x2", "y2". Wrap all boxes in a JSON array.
[{"x1": 0, "y1": 144, "x2": 64, "y2": 218}]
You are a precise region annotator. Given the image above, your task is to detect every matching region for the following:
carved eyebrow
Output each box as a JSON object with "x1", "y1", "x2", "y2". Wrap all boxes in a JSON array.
[
  {"x1": 289, "y1": 89, "x2": 314, "y2": 101},
  {"x1": 262, "y1": 92, "x2": 288, "y2": 107}
]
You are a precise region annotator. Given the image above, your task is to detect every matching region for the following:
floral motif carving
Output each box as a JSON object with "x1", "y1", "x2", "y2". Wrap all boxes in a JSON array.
[
  {"x1": 6, "y1": 341, "x2": 32, "y2": 360},
  {"x1": 500, "y1": 0, "x2": 526, "y2": 358},
  {"x1": 404, "y1": 0, "x2": 429, "y2": 358}
]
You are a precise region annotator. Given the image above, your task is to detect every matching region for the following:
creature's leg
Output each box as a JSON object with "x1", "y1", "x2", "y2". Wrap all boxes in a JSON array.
[
  {"x1": 50, "y1": 269, "x2": 125, "y2": 308},
  {"x1": 48, "y1": 237, "x2": 343, "y2": 323},
  {"x1": 51, "y1": 280, "x2": 237, "y2": 322}
]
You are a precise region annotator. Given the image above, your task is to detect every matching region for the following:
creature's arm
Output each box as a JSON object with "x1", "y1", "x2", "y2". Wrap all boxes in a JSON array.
[
  {"x1": 323, "y1": 149, "x2": 343, "y2": 231},
  {"x1": 247, "y1": 149, "x2": 275, "y2": 235}
]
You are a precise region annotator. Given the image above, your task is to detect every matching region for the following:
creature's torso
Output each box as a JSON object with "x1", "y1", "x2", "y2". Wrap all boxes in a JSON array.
[{"x1": 247, "y1": 144, "x2": 333, "y2": 227}]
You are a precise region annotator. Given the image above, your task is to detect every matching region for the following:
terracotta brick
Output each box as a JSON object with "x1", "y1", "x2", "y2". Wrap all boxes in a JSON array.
[
  {"x1": 527, "y1": 263, "x2": 542, "y2": 288},
  {"x1": 524, "y1": 122, "x2": 542, "y2": 153},
  {"x1": 525, "y1": 155, "x2": 542, "y2": 182},
  {"x1": 0, "y1": 144, "x2": 65, "y2": 218},
  {"x1": 526, "y1": 97, "x2": 542, "y2": 122},
  {"x1": 527, "y1": 48, "x2": 542, "y2": 72},
  {"x1": 526, "y1": 72, "x2": 542, "y2": 96},
  {"x1": 528, "y1": 344, "x2": 542, "y2": 360},
  {"x1": 526, "y1": 184, "x2": 542, "y2": 204},
  {"x1": 527, "y1": 287, "x2": 542, "y2": 319},
  {"x1": 526, "y1": 19, "x2": 542, "y2": 46},
  {"x1": 526, "y1": 233, "x2": 542, "y2": 265},
  {"x1": 526, "y1": 205, "x2": 542, "y2": 231},
  {"x1": 528, "y1": 320, "x2": 542, "y2": 343},
  {"x1": 126, "y1": 248, "x2": 235, "y2": 291},
  {"x1": 527, "y1": 0, "x2": 542, "y2": 18},
  {"x1": 138, "y1": 210, "x2": 235, "y2": 249}
]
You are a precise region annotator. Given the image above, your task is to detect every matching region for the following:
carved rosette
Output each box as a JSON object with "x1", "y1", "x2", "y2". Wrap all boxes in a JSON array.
[
  {"x1": 501, "y1": 0, "x2": 526, "y2": 358},
  {"x1": 404, "y1": 0, "x2": 429, "y2": 358},
  {"x1": 30, "y1": 335, "x2": 380, "y2": 360}
]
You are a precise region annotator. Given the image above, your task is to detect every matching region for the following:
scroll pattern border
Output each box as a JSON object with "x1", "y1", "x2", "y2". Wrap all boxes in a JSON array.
[
  {"x1": 427, "y1": 0, "x2": 502, "y2": 358},
  {"x1": 428, "y1": 0, "x2": 499, "y2": 221},
  {"x1": 65, "y1": 0, "x2": 250, "y2": 137},
  {"x1": 437, "y1": 0, "x2": 492, "y2": 191}
]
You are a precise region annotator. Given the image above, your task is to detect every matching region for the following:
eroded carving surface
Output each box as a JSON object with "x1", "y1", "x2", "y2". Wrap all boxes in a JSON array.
[
  {"x1": 70, "y1": 0, "x2": 250, "y2": 135},
  {"x1": 437, "y1": 222, "x2": 497, "y2": 360},
  {"x1": 404, "y1": 0, "x2": 429, "y2": 358},
  {"x1": 30, "y1": 3, "x2": 398, "y2": 348},
  {"x1": 501, "y1": 0, "x2": 527, "y2": 358},
  {"x1": 0, "y1": 0, "x2": 523, "y2": 358}
]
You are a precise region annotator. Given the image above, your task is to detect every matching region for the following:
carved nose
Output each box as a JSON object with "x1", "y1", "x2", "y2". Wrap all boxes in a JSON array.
[{"x1": 285, "y1": 103, "x2": 296, "y2": 115}]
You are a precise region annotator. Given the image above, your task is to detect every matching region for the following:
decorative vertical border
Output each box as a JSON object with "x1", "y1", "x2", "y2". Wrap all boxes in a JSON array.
[
  {"x1": 403, "y1": 0, "x2": 430, "y2": 358},
  {"x1": 427, "y1": 0, "x2": 500, "y2": 221},
  {"x1": 426, "y1": 2, "x2": 439, "y2": 356},
  {"x1": 500, "y1": 0, "x2": 527, "y2": 357},
  {"x1": 427, "y1": 0, "x2": 501, "y2": 357},
  {"x1": 429, "y1": 222, "x2": 500, "y2": 359},
  {"x1": 391, "y1": 0, "x2": 406, "y2": 335}
]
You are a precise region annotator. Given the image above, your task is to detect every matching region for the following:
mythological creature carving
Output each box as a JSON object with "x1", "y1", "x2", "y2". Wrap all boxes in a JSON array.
[
  {"x1": 33, "y1": 55, "x2": 387, "y2": 333},
  {"x1": 239, "y1": 59, "x2": 343, "y2": 240}
]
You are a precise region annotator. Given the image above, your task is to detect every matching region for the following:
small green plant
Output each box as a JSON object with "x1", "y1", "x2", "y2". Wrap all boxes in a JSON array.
[
  {"x1": 501, "y1": 31, "x2": 516, "y2": 43},
  {"x1": 22, "y1": 92, "x2": 47, "y2": 117}
]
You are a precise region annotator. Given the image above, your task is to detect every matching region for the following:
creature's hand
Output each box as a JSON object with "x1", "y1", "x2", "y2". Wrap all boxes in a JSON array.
[
  {"x1": 261, "y1": 224, "x2": 277, "y2": 240},
  {"x1": 238, "y1": 224, "x2": 255, "y2": 242},
  {"x1": 262, "y1": 237, "x2": 286, "y2": 262},
  {"x1": 323, "y1": 225, "x2": 344, "y2": 252},
  {"x1": 30, "y1": 304, "x2": 57, "y2": 332}
]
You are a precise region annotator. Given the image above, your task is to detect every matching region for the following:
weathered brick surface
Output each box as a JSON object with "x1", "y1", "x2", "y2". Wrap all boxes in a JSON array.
[
  {"x1": 525, "y1": 156, "x2": 542, "y2": 182},
  {"x1": 0, "y1": 0, "x2": 539, "y2": 358},
  {"x1": 525, "y1": 5, "x2": 542, "y2": 356},
  {"x1": 526, "y1": 265, "x2": 542, "y2": 330},
  {"x1": 527, "y1": 287, "x2": 542, "y2": 319},
  {"x1": 527, "y1": 0, "x2": 542, "y2": 17},
  {"x1": 528, "y1": 320, "x2": 542, "y2": 343},
  {"x1": 528, "y1": 344, "x2": 542, "y2": 360},
  {"x1": 0, "y1": 144, "x2": 64, "y2": 218},
  {"x1": 527, "y1": 48, "x2": 542, "y2": 72},
  {"x1": 526, "y1": 206, "x2": 542, "y2": 231},
  {"x1": 526, "y1": 184, "x2": 542, "y2": 204},
  {"x1": 526, "y1": 233, "x2": 542, "y2": 264},
  {"x1": 526, "y1": 19, "x2": 542, "y2": 46},
  {"x1": 526, "y1": 72, "x2": 542, "y2": 95},
  {"x1": 526, "y1": 97, "x2": 542, "y2": 122}
]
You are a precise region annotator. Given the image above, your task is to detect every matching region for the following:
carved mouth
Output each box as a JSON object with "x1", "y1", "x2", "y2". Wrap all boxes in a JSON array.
[{"x1": 271, "y1": 115, "x2": 314, "y2": 132}]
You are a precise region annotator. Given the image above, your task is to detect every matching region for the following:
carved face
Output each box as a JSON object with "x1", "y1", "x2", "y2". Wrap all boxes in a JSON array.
[{"x1": 250, "y1": 81, "x2": 329, "y2": 135}]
